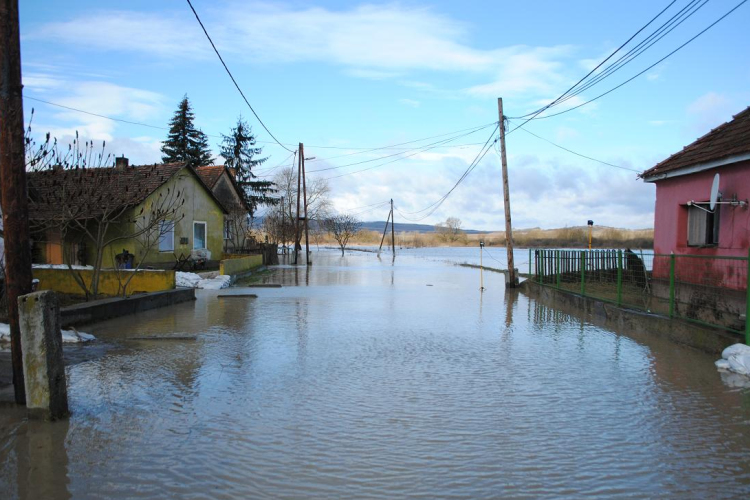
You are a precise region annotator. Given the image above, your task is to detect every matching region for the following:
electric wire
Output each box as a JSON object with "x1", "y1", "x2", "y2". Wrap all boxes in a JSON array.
[
  {"x1": 321, "y1": 126, "x2": 492, "y2": 181},
  {"x1": 185, "y1": 0, "x2": 294, "y2": 153},
  {"x1": 307, "y1": 122, "x2": 496, "y2": 173},
  {"x1": 395, "y1": 124, "x2": 499, "y2": 222},
  {"x1": 305, "y1": 122, "x2": 497, "y2": 163},
  {"x1": 506, "y1": 0, "x2": 679, "y2": 125},
  {"x1": 512, "y1": 123, "x2": 641, "y2": 173},
  {"x1": 514, "y1": 0, "x2": 747, "y2": 122}
]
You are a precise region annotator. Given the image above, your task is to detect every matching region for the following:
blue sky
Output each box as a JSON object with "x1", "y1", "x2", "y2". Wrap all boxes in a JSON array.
[{"x1": 19, "y1": 0, "x2": 750, "y2": 230}]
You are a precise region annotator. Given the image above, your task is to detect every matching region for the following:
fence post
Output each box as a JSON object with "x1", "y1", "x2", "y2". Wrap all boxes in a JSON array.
[
  {"x1": 556, "y1": 250, "x2": 561, "y2": 289},
  {"x1": 529, "y1": 248, "x2": 532, "y2": 277},
  {"x1": 580, "y1": 250, "x2": 586, "y2": 296},
  {"x1": 669, "y1": 252, "x2": 675, "y2": 318},
  {"x1": 617, "y1": 249, "x2": 623, "y2": 306},
  {"x1": 745, "y1": 248, "x2": 750, "y2": 345}
]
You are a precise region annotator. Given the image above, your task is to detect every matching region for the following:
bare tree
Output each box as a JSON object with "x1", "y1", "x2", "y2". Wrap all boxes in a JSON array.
[
  {"x1": 435, "y1": 217, "x2": 464, "y2": 243},
  {"x1": 264, "y1": 166, "x2": 331, "y2": 247},
  {"x1": 324, "y1": 214, "x2": 361, "y2": 256}
]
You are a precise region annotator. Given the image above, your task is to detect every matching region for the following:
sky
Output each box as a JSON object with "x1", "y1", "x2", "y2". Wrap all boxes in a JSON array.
[{"x1": 18, "y1": 0, "x2": 750, "y2": 230}]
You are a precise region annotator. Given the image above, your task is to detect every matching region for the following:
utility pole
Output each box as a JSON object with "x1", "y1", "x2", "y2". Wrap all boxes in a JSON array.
[
  {"x1": 377, "y1": 207, "x2": 391, "y2": 256},
  {"x1": 498, "y1": 98, "x2": 517, "y2": 288},
  {"x1": 0, "y1": 0, "x2": 31, "y2": 404},
  {"x1": 293, "y1": 143, "x2": 303, "y2": 264},
  {"x1": 390, "y1": 199, "x2": 395, "y2": 257},
  {"x1": 302, "y1": 150, "x2": 311, "y2": 265}
]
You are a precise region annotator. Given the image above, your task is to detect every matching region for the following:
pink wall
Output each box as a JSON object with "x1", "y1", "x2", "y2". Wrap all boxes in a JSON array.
[{"x1": 651, "y1": 160, "x2": 750, "y2": 289}]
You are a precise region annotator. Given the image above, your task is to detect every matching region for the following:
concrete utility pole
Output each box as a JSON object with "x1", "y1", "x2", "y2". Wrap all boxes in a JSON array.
[
  {"x1": 0, "y1": 0, "x2": 31, "y2": 404},
  {"x1": 390, "y1": 199, "x2": 395, "y2": 256},
  {"x1": 294, "y1": 143, "x2": 303, "y2": 264},
  {"x1": 498, "y1": 98, "x2": 517, "y2": 288},
  {"x1": 302, "y1": 151, "x2": 310, "y2": 265}
]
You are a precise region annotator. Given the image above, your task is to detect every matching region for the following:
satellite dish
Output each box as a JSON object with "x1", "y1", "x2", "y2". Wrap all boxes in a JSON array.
[{"x1": 709, "y1": 173, "x2": 720, "y2": 211}]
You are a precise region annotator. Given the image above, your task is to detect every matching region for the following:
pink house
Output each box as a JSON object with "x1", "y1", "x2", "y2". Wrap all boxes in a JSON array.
[{"x1": 641, "y1": 106, "x2": 750, "y2": 296}]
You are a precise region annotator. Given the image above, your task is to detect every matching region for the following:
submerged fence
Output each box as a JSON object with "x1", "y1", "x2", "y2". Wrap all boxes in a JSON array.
[{"x1": 529, "y1": 248, "x2": 750, "y2": 344}]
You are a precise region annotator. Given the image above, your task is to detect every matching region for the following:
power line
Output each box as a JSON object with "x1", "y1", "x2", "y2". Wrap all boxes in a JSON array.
[
  {"x1": 515, "y1": 0, "x2": 747, "y2": 122},
  {"x1": 321, "y1": 126, "x2": 492, "y2": 181},
  {"x1": 512, "y1": 123, "x2": 641, "y2": 173},
  {"x1": 305, "y1": 122, "x2": 497, "y2": 163},
  {"x1": 396, "y1": 124, "x2": 499, "y2": 222},
  {"x1": 507, "y1": 0, "x2": 680, "y2": 125},
  {"x1": 308, "y1": 123, "x2": 496, "y2": 174},
  {"x1": 185, "y1": 0, "x2": 294, "y2": 153}
]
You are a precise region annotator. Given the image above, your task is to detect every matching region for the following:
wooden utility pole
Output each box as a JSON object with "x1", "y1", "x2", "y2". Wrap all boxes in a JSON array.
[
  {"x1": 302, "y1": 150, "x2": 310, "y2": 265},
  {"x1": 377, "y1": 208, "x2": 391, "y2": 256},
  {"x1": 390, "y1": 199, "x2": 395, "y2": 256},
  {"x1": 293, "y1": 143, "x2": 303, "y2": 264},
  {"x1": 0, "y1": 0, "x2": 31, "y2": 404},
  {"x1": 498, "y1": 98, "x2": 517, "y2": 288}
]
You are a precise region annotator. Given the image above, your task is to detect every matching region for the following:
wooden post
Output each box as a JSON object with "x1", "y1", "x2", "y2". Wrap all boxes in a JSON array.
[
  {"x1": 377, "y1": 209, "x2": 391, "y2": 255},
  {"x1": 498, "y1": 98, "x2": 516, "y2": 288},
  {"x1": 301, "y1": 146, "x2": 311, "y2": 266},
  {"x1": 0, "y1": 0, "x2": 31, "y2": 404},
  {"x1": 390, "y1": 199, "x2": 395, "y2": 257},
  {"x1": 293, "y1": 143, "x2": 302, "y2": 264}
]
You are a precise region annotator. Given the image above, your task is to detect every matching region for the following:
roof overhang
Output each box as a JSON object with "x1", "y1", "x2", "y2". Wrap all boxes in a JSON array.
[{"x1": 642, "y1": 152, "x2": 750, "y2": 183}]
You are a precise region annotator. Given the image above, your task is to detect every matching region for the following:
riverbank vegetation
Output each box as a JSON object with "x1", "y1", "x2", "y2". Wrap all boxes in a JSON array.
[{"x1": 311, "y1": 225, "x2": 653, "y2": 249}]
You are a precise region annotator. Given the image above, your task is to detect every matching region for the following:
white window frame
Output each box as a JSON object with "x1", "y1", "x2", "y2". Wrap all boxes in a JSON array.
[
  {"x1": 224, "y1": 219, "x2": 232, "y2": 240},
  {"x1": 193, "y1": 221, "x2": 207, "y2": 250},
  {"x1": 158, "y1": 220, "x2": 175, "y2": 252}
]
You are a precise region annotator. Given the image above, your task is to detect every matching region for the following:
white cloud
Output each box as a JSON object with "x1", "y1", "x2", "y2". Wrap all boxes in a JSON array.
[
  {"x1": 399, "y1": 99, "x2": 420, "y2": 108},
  {"x1": 686, "y1": 92, "x2": 736, "y2": 136}
]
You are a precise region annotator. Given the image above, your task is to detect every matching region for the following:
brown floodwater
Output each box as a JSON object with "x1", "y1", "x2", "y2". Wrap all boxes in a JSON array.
[{"x1": 1, "y1": 249, "x2": 750, "y2": 499}]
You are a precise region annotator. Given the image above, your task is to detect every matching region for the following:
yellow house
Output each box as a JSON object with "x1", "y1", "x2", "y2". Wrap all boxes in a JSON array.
[{"x1": 28, "y1": 159, "x2": 228, "y2": 269}]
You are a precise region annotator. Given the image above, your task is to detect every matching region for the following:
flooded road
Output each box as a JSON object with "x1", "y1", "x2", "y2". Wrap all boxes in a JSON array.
[{"x1": 2, "y1": 249, "x2": 750, "y2": 498}]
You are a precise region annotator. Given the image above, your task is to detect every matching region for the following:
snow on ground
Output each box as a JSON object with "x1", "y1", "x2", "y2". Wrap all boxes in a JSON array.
[
  {"x1": 33, "y1": 264, "x2": 94, "y2": 270},
  {"x1": 176, "y1": 272, "x2": 231, "y2": 290},
  {"x1": 716, "y1": 343, "x2": 750, "y2": 377},
  {"x1": 0, "y1": 323, "x2": 94, "y2": 344}
]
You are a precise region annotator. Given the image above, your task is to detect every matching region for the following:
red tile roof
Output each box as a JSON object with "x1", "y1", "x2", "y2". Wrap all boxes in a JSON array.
[
  {"x1": 27, "y1": 163, "x2": 226, "y2": 221},
  {"x1": 641, "y1": 106, "x2": 750, "y2": 180},
  {"x1": 195, "y1": 165, "x2": 226, "y2": 189}
]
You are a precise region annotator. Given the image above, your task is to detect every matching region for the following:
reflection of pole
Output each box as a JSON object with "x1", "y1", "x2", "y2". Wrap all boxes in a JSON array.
[
  {"x1": 480, "y1": 241, "x2": 485, "y2": 291},
  {"x1": 0, "y1": 0, "x2": 31, "y2": 404},
  {"x1": 498, "y1": 98, "x2": 516, "y2": 288}
]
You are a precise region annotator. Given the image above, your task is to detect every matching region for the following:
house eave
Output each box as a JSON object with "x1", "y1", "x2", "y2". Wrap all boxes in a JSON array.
[{"x1": 643, "y1": 152, "x2": 750, "y2": 183}]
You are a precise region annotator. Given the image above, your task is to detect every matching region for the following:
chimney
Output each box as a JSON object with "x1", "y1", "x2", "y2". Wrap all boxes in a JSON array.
[{"x1": 115, "y1": 155, "x2": 129, "y2": 170}]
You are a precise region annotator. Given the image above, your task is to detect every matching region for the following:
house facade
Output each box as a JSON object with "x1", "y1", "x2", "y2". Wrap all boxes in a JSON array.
[
  {"x1": 196, "y1": 165, "x2": 253, "y2": 253},
  {"x1": 641, "y1": 106, "x2": 750, "y2": 292},
  {"x1": 28, "y1": 160, "x2": 227, "y2": 269}
]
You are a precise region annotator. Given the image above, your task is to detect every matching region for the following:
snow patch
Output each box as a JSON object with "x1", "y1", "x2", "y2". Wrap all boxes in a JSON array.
[
  {"x1": 716, "y1": 343, "x2": 750, "y2": 377},
  {"x1": 33, "y1": 264, "x2": 94, "y2": 270},
  {"x1": 0, "y1": 323, "x2": 94, "y2": 344},
  {"x1": 176, "y1": 272, "x2": 231, "y2": 290}
]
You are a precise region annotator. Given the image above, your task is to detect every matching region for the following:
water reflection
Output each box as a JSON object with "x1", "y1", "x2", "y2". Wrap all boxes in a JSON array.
[
  {"x1": 0, "y1": 249, "x2": 749, "y2": 498},
  {"x1": 15, "y1": 419, "x2": 71, "y2": 500}
]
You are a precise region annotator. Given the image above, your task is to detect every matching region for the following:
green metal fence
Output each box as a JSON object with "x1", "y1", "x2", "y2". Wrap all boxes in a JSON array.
[{"x1": 529, "y1": 248, "x2": 750, "y2": 344}]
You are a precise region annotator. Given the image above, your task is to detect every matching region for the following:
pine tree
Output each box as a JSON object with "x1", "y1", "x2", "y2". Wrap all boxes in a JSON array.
[
  {"x1": 161, "y1": 95, "x2": 213, "y2": 167},
  {"x1": 220, "y1": 117, "x2": 277, "y2": 216}
]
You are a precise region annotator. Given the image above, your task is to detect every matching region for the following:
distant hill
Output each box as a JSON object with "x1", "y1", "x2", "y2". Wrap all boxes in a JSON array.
[{"x1": 361, "y1": 221, "x2": 489, "y2": 234}]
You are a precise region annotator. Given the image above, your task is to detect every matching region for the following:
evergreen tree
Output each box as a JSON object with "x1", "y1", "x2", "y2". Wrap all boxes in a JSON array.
[
  {"x1": 220, "y1": 117, "x2": 277, "y2": 216},
  {"x1": 161, "y1": 95, "x2": 213, "y2": 167}
]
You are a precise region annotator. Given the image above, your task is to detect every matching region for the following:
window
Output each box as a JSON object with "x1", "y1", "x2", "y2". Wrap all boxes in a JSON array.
[
  {"x1": 224, "y1": 220, "x2": 232, "y2": 240},
  {"x1": 193, "y1": 221, "x2": 207, "y2": 250},
  {"x1": 158, "y1": 220, "x2": 174, "y2": 252},
  {"x1": 687, "y1": 205, "x2": 719, "y2": 246}
]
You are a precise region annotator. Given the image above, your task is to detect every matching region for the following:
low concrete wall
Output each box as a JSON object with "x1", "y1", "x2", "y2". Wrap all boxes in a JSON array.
[
  {"x1": 33, "y1": 268, "x2": 176, "y2": 296},
  {"x1": 521, "y1": 281, "x2": 740, "y2": 355},
  {"x1": 219, "y1": 255, "x2": 263, "y2": 277},
  {"x1": 60, "y1": 288, "x2": 195, "y2": 327}
]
